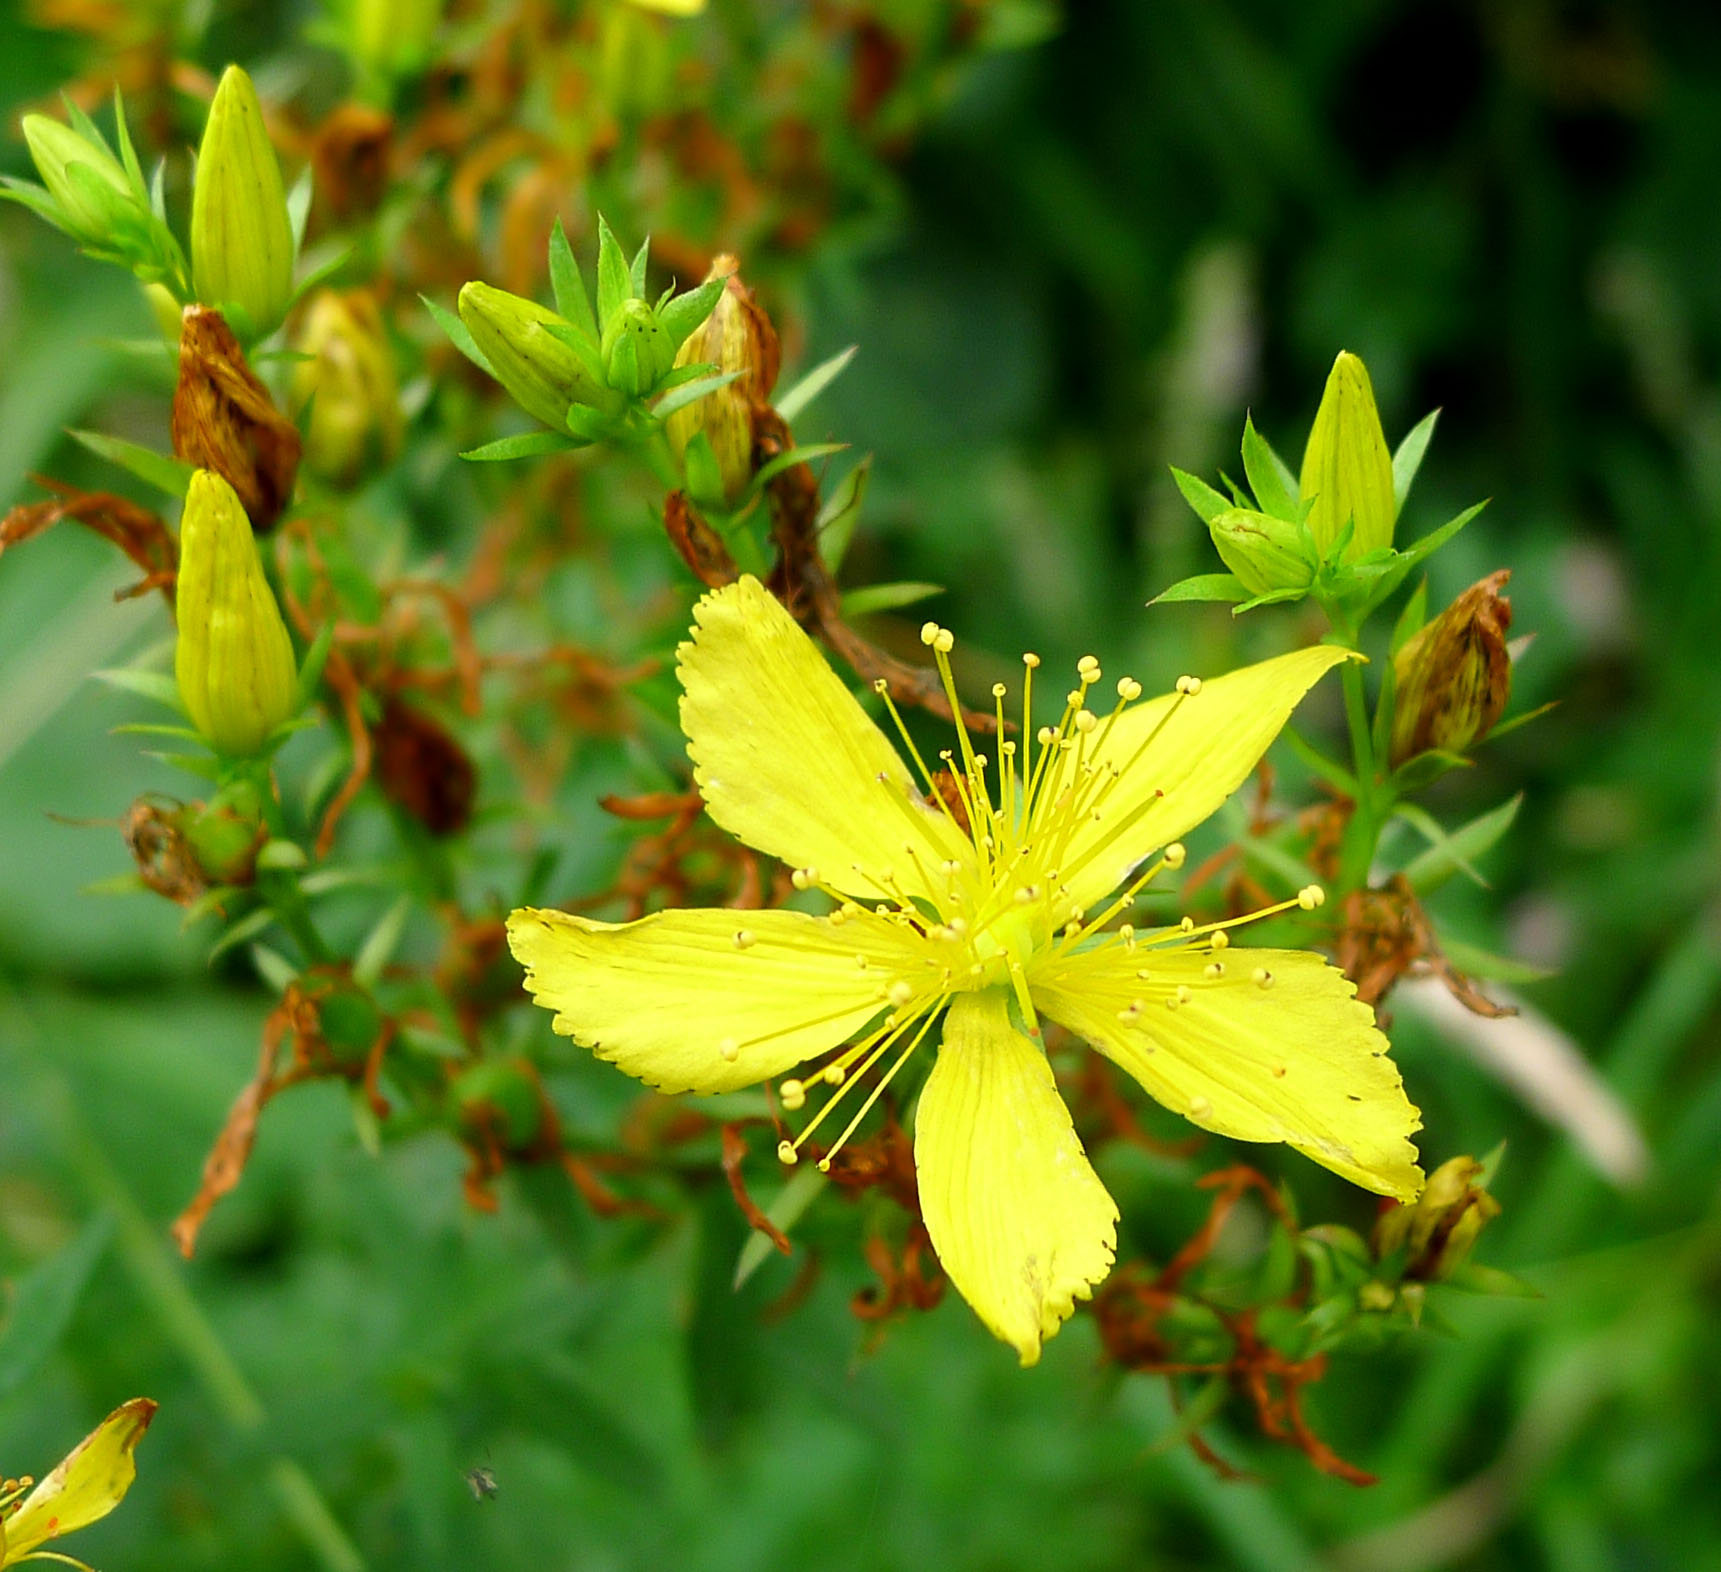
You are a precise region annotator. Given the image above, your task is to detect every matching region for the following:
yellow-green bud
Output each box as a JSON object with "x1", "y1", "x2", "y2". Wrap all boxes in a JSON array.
[
  {"x1": 1372, "y1": 1154, "x2": 1501, "y2": 1282},
  {"x1": 21, "y1": 113, "x2": 137, "y2": 245},
  {"x1": 1390, "y1": 570, "x2": 1513, "y2": 766},
  {"x1": 175, "y1": 469, "x2": 298, "y2": 757},
  {"x1": 458, "y1": 281, "x2": 611, "y2": 431},
  {"x1": 350, "y1": 0, "x2": 442, "y2": 84},
  {"x1": 1207, "y1": 507, "x2": 1314, "y2": 597},
  {"x1": 601, "y1": 297, "x2": 678, "y2": 398},
  {"x1": 664, "y1": 258, "x2": 779, "y2": 508},
  {"x1": 1300, "y1": 350, "x2": 1395, "y2": 560},
  {"x1": 191, "y1": 65, "x2": 296, "y2": 342},
  {"x1": 290, "y1": 289, "x2": 402, "y2": 486}
]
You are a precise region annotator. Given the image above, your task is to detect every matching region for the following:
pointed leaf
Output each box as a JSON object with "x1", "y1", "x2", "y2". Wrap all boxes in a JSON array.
[
  {"x1": 548, "y1": 218, "x2": 598, "y2": 338},
  {"x1": 459, "y1": 430, "x2": 585, "y2": 462},
  {"x1": 733, "y1": 1166, "x2": 828, "y2": 1289},
  {"x1": 1148, "y1": 572, "x2": 1248, "y2": 606},
  {"x1": 353, "y1": 895, "x2": 412, "y2": 989},
  {"x1": 93, "y1": 666, "x2": 184, "y2": 710},
  {"x1": 752, "y1": 441, "x2": 846, "y2": 490},
  {"x1": 1241, "y1": 414, "x2": 1299, "y2": 520},
  {"x1": 595, "y1": 215, "x2": 630, "y2": 325},
  {"x1": 69, "y1": 429, "x2": 195, "y2": 498},
  {"x1": 650, "y1": 367, "x2": 740, "y2": 421},
  {"x1": 1168, "y1": 465, "x2": 1231, "y2": 524},
  {"x1": 775, "y1": 345, "x2": 858, "y2": 424},
  {"x1": 839, "y1": 581, "x2": 943, "y2": 618},
  {"x1": 629, "y1": 234, "x2": 650, "y2": 297},
  {"x1": 1403, "y1": 793, "x2": 1522, "y2": 896},
  {"x1": 816, "y1": 456, "x2": 871, "y2": 573},
  {"x1": 0, "y1": 1215, "x2": 113, "y2": 1397},
  {"x1": 657, "y1": 273, "x2": 726, "y2": 352},
  {"x1": 1392, "y1": 408, "x2": 1440, "y2": 514},
  {"x1": 422, "y1": 293, "x2": 496, "y2": 376}
]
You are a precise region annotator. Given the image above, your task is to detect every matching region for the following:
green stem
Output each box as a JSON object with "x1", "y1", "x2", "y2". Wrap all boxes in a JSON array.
[{"x1": 1329, "y1": 620, "x2": 1379, "y2": 894}]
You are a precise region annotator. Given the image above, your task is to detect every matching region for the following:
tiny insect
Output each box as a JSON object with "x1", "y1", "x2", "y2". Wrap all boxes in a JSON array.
[{"x1": 464, "y1": 1465, "x2": 498, "y2": 1503}]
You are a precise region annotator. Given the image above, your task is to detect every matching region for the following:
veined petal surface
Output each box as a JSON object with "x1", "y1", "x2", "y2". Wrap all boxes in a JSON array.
[
  {"x1": 1056, "y1": 646, "x2": 1355, "y2": 912},
  {"x1": 3, "y1": 1399, "x2": 156, "y2": 1560},
  {"x1": 914, "y1": 989, "x2": 1118, "y2": 1366},
  {"x1": 678, "y1": 576, "x2": 974, "y2": 906},
  {"x1": 1031, "y1": 944, "x2": 1423, "y2": 1199},
  {"x1": 508, "y1": 906, "x2": 928, "y2": 1094}
]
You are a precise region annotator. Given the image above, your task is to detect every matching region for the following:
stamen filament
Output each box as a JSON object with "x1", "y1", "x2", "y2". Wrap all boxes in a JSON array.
[{"x1": 817, "y1": 1006, "x2": 942, "y2": 1169}]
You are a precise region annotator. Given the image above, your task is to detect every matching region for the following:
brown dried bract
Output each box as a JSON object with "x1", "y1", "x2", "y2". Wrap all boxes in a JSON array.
[
  {"x1": 172, "y1": 305, "x2": 301, "y2": 532},
  {"x1": 1332, "y1": 874, "x2": 1514, "y2": 1018},
  {"x1": 121, "y1": 799, "x2": 208, "y2": 905},
  {"x1": 663, "y1": 490, "x2": 738, "y2": 588},
  {"x1": 310, "y1": 102, "x2": 393, "y2": 224},
  {"x1": 1, "y1": 478, "x2": 176, "y2": 605},
  {"x1": 374, "y1": 696, "x2": 477, "y2": 836}
]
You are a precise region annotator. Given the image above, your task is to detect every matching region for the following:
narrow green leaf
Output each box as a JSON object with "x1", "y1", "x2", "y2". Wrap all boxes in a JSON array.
[
  {"x1": 459, "y1": 431, "x2": 584, "y2": 462},
  {"x1": 1390, "y1": 577, "x2": 1429, "y2": 656},
  {"x1": 752, "y1": 441, "x2": 846, "y2": 490},
  {"x1": 816, "y1": 456, "x2": 871, "y2": 574},
  {"x1": 250, "y1": 943, "x2": 300, "y2": 994},
  {"x1": 547, "y1": 218, "x2": 598, "y2": 339},
  {"x1": 422, "y1": 293, "x2": 496, "y2": 376},
  {"x1": 1403, "y1": 793, "x2": 1522, "y2": 896},
  {"x1": 595, "y1": 214, "x2": 631, "y2": 326},
  {"x1": 651, "y1": 368, "x2": 740, "y2": 421},
  {"x1": 1485, "y1": 700, "x2": 1559, "y2": 743},
  {"x1": 286, "y1": 165, "x2": 313, "y2": 253},
  {"x1": 1169, "y1": 466, "x2": 1230, "y2": 524},
  {"x1": 0, "y1": 1215, "x2": 113, "y2": 1397},
  {"x1": 733, "y1": 1166, "x2": 828, "y2": 1289},
  {"x1": 208, "y1": 905, "x2": 278, "y2": 961},
  {"x1": 353, "y1": 895, "x2": 412, "y2": 989},
  {"x1": 1438, "y1": 936, "x2": 1556, "y2": 986},
  {"x1": 840, "y1": 581, "x2": 944, "y2": 618},
  {"x1": 1392, "y1": 408, "x2": 1440, "y2": 514},
  {"x1": 775, "y1": 345, "x2": 858, "y2": 424},
  {"x1": 1232, "y1": 585, "x2": 1310, "y2": 614},
  {"x1": 1240, "y1": 413, "x2": 1298, "y2": 520},
  {"x1": 69, "y1": 429, "x2": 194, "y2": 498},
  {"x1": 293, "y1": 622, "x2": 336, "y2": 713},
  {"x1": 657, "y1": 274, "x2": 726, "y2": 352},
  {"x1": 1148, "y1": 572, "x2": 1248, "y2": 606},
  {"x1": 628, "y1": 234, "x2": 651, "y2": 298},
  {"x1": 93, "y1": 666, "x2": 183, "y2": 709},
  {"x1": 1281, "y1": 726, "x2": 1359, "y2": 796}
]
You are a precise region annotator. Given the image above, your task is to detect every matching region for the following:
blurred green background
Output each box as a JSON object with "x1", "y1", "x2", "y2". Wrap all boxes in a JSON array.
[{"x1": 5, "y1": 2, "x2": 1721, "y2": 1569}]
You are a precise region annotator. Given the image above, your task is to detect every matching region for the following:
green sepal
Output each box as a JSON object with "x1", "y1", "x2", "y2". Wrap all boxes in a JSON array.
[
  {"x1": 1148, "y1": 572, "x2": 1248, "y2": 606},
  {"x1": 1168, "y1": 465, "x2": 1231, "y2": 524},
  {"x1": 651, "y1": 367, "x2": 739, "y2": 421},
  {"x1": 656, "y1": 273, "x2": 726, "y2": 353},
  {"x1": 595, "y1": 214, "x2": 631, "y2": 327},
  {"x1": 1240, "y1": 413, "x2": 1299, "y2": 520},
  {"x1": 93, "y1": 666, "x2": 184, "y2": 710},
  {"x1": 547, "y1": 218, "x2": 598, "y2": 340}
]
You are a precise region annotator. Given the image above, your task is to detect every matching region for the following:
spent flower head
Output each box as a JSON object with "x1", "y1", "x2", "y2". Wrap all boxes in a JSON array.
[{"x1": 510, "y1": 578, "x2": 1424, "y2": 1364}]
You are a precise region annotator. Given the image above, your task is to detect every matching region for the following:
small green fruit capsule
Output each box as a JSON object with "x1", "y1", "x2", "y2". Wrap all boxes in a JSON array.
[
  {"x1": 601, "y1": 297, "x2": 676, "y2": 398},
  {"x1": 1207, "y1": 507, "x2": 1314, "y2": 597},
  {"x1": 21, "y1": 113, "x2": 137, "y2": 245},
  {"x1": 1390, "y1": 570, "x2": 1513, "y2": 766},
  {"x1": 290, "y1": 289, "x2": 402, "y2": 486},
  {"x1": 458, "y1": 281, "x2": 610, "y2": 430},
  {"x1": 664, "y1": 257, "x2": 779, "y2": 507},
  {"x1": 174, "y1": 469, "x2": 298, "y2": 757},
  {"x1": 191, "y1": 66, "x2": 296, "y2": 341},
  {"x1": 1300, "y1": 350, "x2": 1395, "y2": 561},
  {"x1": 452, "y1": 1058, "x2": 548, "y2": 1151}
]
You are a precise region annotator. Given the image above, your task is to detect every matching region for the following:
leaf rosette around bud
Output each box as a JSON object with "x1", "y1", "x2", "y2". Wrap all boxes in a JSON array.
[
  {"x1": 664, "y1": 256, "x2": 780, "y2": 508},
  {"x1": 1390, "y1": 570, "x2": 1513, "y2": 766},
  {"x1": 174, "y1": 469, "x2": 299, "y2": 758},
  {"x1": 290, "y1": 289, "x2": 403, "y2": 486},
  {"x1": 457, "y1": 281, "x2": 616, "y2": 432},
  {"x1": 191, "y1": 65, "x2": 297, "y2": 342},
  {"x1": 1300, "y1": 351, "x2": 1395, "y2": 562},
  {"x1": 1372, "y1": 1154, "x2": 1501, "y2": 1282}
]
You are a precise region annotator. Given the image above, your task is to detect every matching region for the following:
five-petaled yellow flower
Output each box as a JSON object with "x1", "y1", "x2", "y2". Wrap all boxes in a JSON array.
[
  {"x1": 510, "y1": 578, "x2": 1424, "y2": 1364},
  {"x1": 1, "y1": 1399, "x2": 156, "y2": 1569}
]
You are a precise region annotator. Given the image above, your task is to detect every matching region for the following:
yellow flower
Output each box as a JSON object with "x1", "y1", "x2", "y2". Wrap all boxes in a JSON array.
[
  {"x1": 509, "y1": 578, "x2": 1424, "y2": 1364},
  {"x1": 1, "y1": 1399, "x2": 156, "y2": 1568}
]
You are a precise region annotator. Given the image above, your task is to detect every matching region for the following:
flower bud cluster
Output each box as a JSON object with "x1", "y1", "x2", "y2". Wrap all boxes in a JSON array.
[{"x1": 454, "y1": 215, "x2": 727, "y2": 441}]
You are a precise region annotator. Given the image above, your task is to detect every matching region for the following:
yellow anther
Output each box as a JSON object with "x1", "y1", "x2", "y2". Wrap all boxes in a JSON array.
[
  {"x1": 1065, "y1": 689, "x2": 1084, "y2": 708},
  {"x1": 1119, "y1": 923, "x2": 1134, "y2": 943},
  {"x1": 1117, "y1": 1001, "x2": 1142, "y2": 1023},
  {"x1": 1176, "y1": 984, "x2": 1193, "y2": 1005},
  {"x1": 777, "y1": 1140, "x2": 798, "y2": 1165},
  {"x1": 873, "y1": 677, "x2": 888, "y2": 693},
  {"x1": 1037, "y1": 726, "x2": 1057, "y2": 745},
  {"x1": 824, "y1": 1064, "x2": 846, "y2": 1085},
  {"x1": 733, "y1": 929, "x2": 756, "y2": 950},
  {"x1": 1014, "y1": 885, "x2": 1038, "y2": 904},
  {"x1": 1210, "y1": 930, "x2": 1230, "y2": 951},
  {"x1": 1204, "y1": 962, "x2": 1225, "y2": 980},
  {"x1": 1163, "y1": 842, "x2": 1187, "y2": 869},
  {"x1": 780, "y1": 1079, "x2": 807, "y2": 1111},
  {"x1": 992, "y1": 682, "x2": 1007, "y2": 699},
  {"x1": 1254, "y1": 967, "x2": 1275, "y2": 989},
  {"x1": 854, "y1": 954, "x2": 869, "y2": 970},
  {"x1": 1023, "y1": 652, "x2": 1041, "y2": 669},
  {"x1": 920, "y1": 621, "x2": 940, "y2": 646},
  {"x1": 974, "y1": 754, "x2": 989, "y2": 770},
  {"x1": 1136, "y1": 967, "x2": 1152, "y2": 980},
  {"x1": 888, "y1": 980, "x2": 914, "y2": 1007},
  {"x1": 791, "y1": 867, "x2": 819, "y2": 890},
  {"x1": 1116, "y1": 676, "x2": 1142, "y2": 701},
  {"x1": 1075, "y1": 709, "x2": 1098, "y2": 734},
  {"x1": 1176, "y1": 674, "x2": 1203, "y2": 696},
  {"x1": 1189, "y1": 1096, "x2": 1213, "y2": 1120},
  {"x1": 719, "y1": 1037, "x2": 740, "y2": 1062},
  {"x1": 1298, "y1": 883, "x2": 1327, "y2": 910},
  {"x1": 1179, "y1": 915, "x2": 1195, "y2": 933}
]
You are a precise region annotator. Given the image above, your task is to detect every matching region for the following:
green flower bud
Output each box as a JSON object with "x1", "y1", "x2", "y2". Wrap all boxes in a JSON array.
[
  {"x1": 1207, "y1": 507, "x2": 1314, "y2": 597},
  {"x1": 191, "y1": 65, "x2": 297, "y2": 341},
  {"x1": 452, "y1": 1057, "x2": 549, "y2": 1151},
  {"x1": 174, "y1": 469, "x2": 298, "y2": 757},
  {"x1": 458, "y1": 281, "x2": 612, "y2": 431},
  {"x1": 664, "y1": 257, "x2": 779, "y2": 508},
  {"x1": 179, "y1": 778, "x2": 268, "y2": 886},
  {"x1": 290, "y1": 289, "x2": 402, "y2": 486},
  {"x1": 20, "y1": 113, "x2": 136, "y2": 246},
  {"x1": 1300, "y1": 350, "x2": 1395, "y2": 561},
  {"x1": 1390, "y1": 570, "x2": 1513, "y2": 767},
  {"x1": 601, "y1": 296, "x2": 677, "y2": 398},
  {"x1": 1372, "y1": 1154, "x2": 1501, "y2": 1282}
]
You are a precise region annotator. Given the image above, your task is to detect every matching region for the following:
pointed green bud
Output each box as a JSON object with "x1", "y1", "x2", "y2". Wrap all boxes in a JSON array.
[
  {"x1": 20, "y1": 113, "x2": 138, "y2": 245},
  {"x1": 458, "y1": 281, "x2": 613, "y2": 431},
  {"x1": 175, "y1": 469, "x2": 298, "y2": 757},
  {"x1": 191, "y1": 66, "x2": 296, "y2": 341},
  {"x1": 1299, "y1": 351, "x2": 1395, "y2": 560},
  {"x1": 601, "y1": 296, "x2": 677, "y2": 397},
  {"x1": 1207, "y1": 507, "x2": 1314, "y2": 597}
]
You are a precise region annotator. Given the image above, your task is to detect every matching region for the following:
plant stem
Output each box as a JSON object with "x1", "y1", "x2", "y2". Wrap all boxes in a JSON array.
[{"x1": 1330, "y1": 620, "x2": 1379, "y2": 894}]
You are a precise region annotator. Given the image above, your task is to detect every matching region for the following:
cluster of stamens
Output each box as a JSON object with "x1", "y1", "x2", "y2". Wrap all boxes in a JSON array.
[{"x1": 708, "y1": 621, "x2": 1326, "y2": 1172}]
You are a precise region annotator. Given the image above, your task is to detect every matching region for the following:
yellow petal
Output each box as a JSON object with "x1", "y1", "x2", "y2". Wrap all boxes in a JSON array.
[
  {"x1": 914, "y1": 990, "x2": 1118, "y2": 1366},
  {"x1": 1031, "y1": 944, "x2": 1423, "y2": 1198},
  {"x1": 678, "y1": 577, "x2": 974, "y2": 906},
  {"x1": 508, "y1": 905, "x2": 929, "y2": 1094},
  {"x1": 1056, "y1": 645, "x2": 1355, "y2": 913},
  {"x1": 3, "y1": 1398, "x2": 157, "y2": 1561}
]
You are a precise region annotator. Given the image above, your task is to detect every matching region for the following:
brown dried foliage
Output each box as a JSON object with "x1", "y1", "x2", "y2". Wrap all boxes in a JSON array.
[{"x1": 0, "y1": 478, "x2": 177, "y2": 605}]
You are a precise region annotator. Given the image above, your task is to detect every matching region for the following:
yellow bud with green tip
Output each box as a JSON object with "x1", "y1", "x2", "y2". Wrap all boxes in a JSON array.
[
  {"x1": 191, "y1": 65, "x2": 296, "y2": 341},
  {"x1": 175, "y1": 468, "x2": 298, "y2": 757},
  {"x1": 1300, "y1": 350, "x2": 1395, "y2": 561},
  {"x1": 20, "y1": 112, "x2": 135, "y2": 245},
  {"x1": 457, "y1": 281, "x2": 613, "y2": 430}
]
